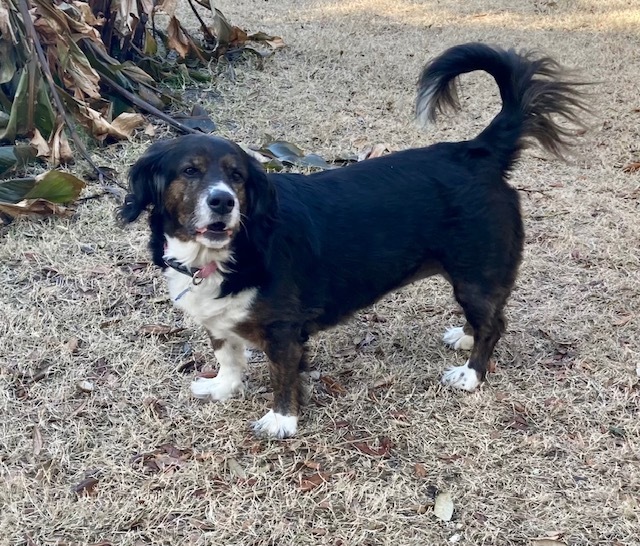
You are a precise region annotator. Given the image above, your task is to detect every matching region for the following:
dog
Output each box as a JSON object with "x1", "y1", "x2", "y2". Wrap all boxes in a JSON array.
[{"x1": 119, "y1": 43, "x2": 588, "y2": 438}]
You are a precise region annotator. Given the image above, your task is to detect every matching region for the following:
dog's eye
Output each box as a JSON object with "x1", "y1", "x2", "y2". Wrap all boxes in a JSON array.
[
  {"x1": 183, "y1": 166, "x2": 200, "y2": 177},
  {"x1": 230, "y1": 170, "x2": 243, "y2": 183}
]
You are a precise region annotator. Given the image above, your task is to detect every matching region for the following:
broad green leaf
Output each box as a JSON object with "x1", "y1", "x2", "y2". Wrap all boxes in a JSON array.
[
  {"x1": 24, "y1": 170, "x2": 85, "y2": 203},
  {"x1": 174, "y1": 105, "x2": 216, "y2": 133},
  {"x1": 0, "y1": 40, "x2": 17, "y2": 84},
  {"x1": 0, "y1": 67, "x2": 29, "y2": 141},
  {"x1": 0, "y1": 177, "x2": 37, "y2": 203},
  {"x1": 263, "y1": 140, "x2": 305, "y2": 159},
  {"x1": 0, "y1": 146, "x2": 17, "y2": 176}
]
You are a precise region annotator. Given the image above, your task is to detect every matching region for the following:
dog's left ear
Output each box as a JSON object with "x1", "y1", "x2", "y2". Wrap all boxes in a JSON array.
[
  {"x1": 246, "y1": 156, "x2": 277, "y2": 224},
  {"x1": 117, "y1": 140, "x2": 173, "y2": 224}
]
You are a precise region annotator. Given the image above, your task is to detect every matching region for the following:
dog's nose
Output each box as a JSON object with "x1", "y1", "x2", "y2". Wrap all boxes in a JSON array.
[{"x1": 207, "y1": 190, "x2": 235, "y2": 215}]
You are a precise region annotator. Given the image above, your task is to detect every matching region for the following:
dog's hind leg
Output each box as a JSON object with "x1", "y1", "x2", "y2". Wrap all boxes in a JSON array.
[
  {"x1": 441, "y1": 284, "x2": 508, "y2": 391},
  {"x1": 252, "y1": 323, "x2": 306, "y2": 438}
]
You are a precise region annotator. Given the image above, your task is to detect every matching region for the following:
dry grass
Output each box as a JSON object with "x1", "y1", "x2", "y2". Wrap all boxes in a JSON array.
[{"x1": 2, "y1": 0, "x2": 640, "y2": 545}]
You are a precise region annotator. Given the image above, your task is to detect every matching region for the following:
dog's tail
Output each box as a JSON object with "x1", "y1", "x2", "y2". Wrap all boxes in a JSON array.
[{"x1": 416, "y1": 43, "x2": 589, "y2": 170}]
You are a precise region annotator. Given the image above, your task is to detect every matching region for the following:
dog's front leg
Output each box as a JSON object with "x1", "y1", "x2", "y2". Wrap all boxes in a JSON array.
[
  {"x1": 191, "y1": 333, "x2": 247, "y2": 401},
  {"x1": 252, "y1": 323, "x2": 305, "y2": 439}
]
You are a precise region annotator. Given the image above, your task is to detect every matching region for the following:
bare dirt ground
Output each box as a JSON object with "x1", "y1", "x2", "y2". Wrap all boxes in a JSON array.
[{"x1": 2, "y1": 1, "x2": 640, "y2": 545}]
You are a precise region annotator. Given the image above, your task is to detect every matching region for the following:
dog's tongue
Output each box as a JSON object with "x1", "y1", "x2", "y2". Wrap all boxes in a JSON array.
[{"x1": 196, "y1": 227, "x2": 208, "y2": 234}]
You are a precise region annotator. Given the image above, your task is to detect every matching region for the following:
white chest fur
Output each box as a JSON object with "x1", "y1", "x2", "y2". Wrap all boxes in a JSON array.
[{"x1": 164, "y1": 236, "x2": 256, "y2": 338}]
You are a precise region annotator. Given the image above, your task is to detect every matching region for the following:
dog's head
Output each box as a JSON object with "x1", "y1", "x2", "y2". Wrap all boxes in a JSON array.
[{"x1": 119, "y1": 135, "x2": 275, "y2": 252}]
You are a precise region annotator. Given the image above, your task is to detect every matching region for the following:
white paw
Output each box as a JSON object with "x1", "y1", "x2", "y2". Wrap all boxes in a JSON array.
[
  {"x1": 441, "y1": 361, "x2": 481, "y2": 391},
  {"x1": 252, "y1": 410, "x2": 298, "y2": 439},
  {"x1": 191, "y1": 374, "x2": 243, "y2": 401},
  {"x1": 443, "y1": 327, "x2": 474, "y2": 351}
]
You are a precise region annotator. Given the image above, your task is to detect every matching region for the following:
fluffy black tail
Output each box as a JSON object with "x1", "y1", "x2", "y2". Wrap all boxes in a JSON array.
[{"x1": 416, "y1": 43, "x2": 589, "y2": 169}]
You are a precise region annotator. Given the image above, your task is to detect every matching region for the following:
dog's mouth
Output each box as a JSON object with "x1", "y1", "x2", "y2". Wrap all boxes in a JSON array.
[{"x1": 195, "y1": 222, "x2": 234, "y2": 241}]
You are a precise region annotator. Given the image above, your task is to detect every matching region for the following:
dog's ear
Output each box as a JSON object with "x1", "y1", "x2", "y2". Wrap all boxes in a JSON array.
[
  {"x1": 117, "y1": 140, "x2": 173, "y2": 224},
  {"x1": 246, "y1": 156, "x2": 277, "y2": 224}
]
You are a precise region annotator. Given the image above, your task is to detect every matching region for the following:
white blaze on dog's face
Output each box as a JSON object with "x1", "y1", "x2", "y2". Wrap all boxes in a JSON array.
[{"x1": 161, "y1": 139, "x2": 252, "y2": 250}]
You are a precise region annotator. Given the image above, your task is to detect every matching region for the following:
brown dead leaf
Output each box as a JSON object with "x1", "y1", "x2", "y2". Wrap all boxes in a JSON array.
[
  {"x1": 265, "y1": 37, "x2": 285, "y2": 50},
  {"x1": 226, "y1": 457, "x2": 246, "y2": 479},
  {"x1": 351, "y1": 437, "x2": 393, "y2": 457},
  {"x1": 507, "y1": 413, "x2": 529, "y2": 431},
  {"x1": 320, "y1": 375, "x2": 346, "y2": 397},
  {"x1": 131, "y1": 444, "x2": 192, "y2": 474},
  {"x1": 144, "y1": 124, "x2": 156, "y2": 137},
  {"x1": 0, "y1": 199, "x2": 72, "y2": 218},
  {"x1": 621, "y1": 162, "x2": 640, "y2": 173},
  {"x1": 49, "y1": 123, "x2": 74, "y2": 166},
  {"x1": 414, "y1": 463, "x2": 428, "y2": 478},
  {"x1": 73, "y1": 476, "x2": 99, "y2": 497},
  {"x1": 167, "y1": 16, "x2": 189, "y2": 58},
  {"x1": 372, "y1": 375, "x2": 394, "y2": 389},
  {"x1": 32, "y1": 426, "x2": 43, "y2": 457},
  {"x1": 111, "y1": 113, "x2": 146, "y2": 138},
  {"x1": 358, "y1": 143, "x2": 390, "y2": 161},
  {"x1": 143, "y1": 397, "x2": 167, "y2": 418},
  {"x1": 30, "y1": 129, "x2": 50, "y2": 158},
  {"x1": 138, "y1": 324, "x2": 185, "y2": 337},
  {"x1": 495, "y1": 391, "x2": 509, "y2": 401},
  {"x1": 299, "y1": 471, "x2": 330, "y2": 492},
  {"x1": 512, "y1": 401, "x2": 526, "y2": 414}
]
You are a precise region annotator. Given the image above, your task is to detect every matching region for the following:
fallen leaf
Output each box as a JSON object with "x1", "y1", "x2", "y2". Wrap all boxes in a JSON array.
[
  {"x1": 531, "y1": 540, "x2": 567, "y2": 546},
  {"x1": 76, "y1": 380, "x2": 94, "y2": 393},
  {"x1": 298, "y1": 471, "x2": 330, "y2": 492},
  {"x1": 30, "y1": 129, "x2": 50, "y2": 157},
  {"x1": 32, "y1": 426, "x2": 43, "y2": 457},
  {"x1": 131, "y1": 444, "x2": 192, "y2": 473},
  {"x1": 621, "y1": 162, "x2": 640, "y2": 173},
  {"x1": 0, "y1": 198, "x2": 71, "y2": 218},
  {"x1": 111, "y1": 112, "x2": 146, "y2": 138},
  {"x1": 226, "y1": 457, "x2": 246, "y2": 478},
  {"x1": 143, "y1": 397, "x2": 166, "y2": 418},
  {"x1": 433, "y1": 491, "x2": 454, "y2": 521},
  {"x1": 507, "y1": 413, "x2": 529, "y2": 431},
  {"x1": 351, "y1": 437, "x2": 393, "y2": 457},
  {"x1": 358, "y1": 143, "x2": 390, "y2": 161},
  {"x1": 414, "y1": 463, "x2": 428, "y2": 478},
  {"x1": 138, "y1": 324, "x2": 185, "y2": 336},
  {"x1": 320, "y1": 375, "x2": 346, "y2": 397},
  {"x1": 73, "y1": 476, "x2": 99, "y2": 497}
]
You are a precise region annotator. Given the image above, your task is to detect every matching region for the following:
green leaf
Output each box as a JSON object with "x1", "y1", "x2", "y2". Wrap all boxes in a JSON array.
[
  {"x1": 0, "y1": 67, "x2": 29, "y2": 141},
  {"x1": 24, "y1": 171, "x2": 86, "y2": 204},
  {"x1": 0, "y1": 177, "x2": 37, "y2": 203},
  {"x1": 258, "y1": 140, "x2": 336, "y2": 170},
  {"x1": 262, "y1": 140, "x2": 305, "y2": 159},
  {"x1": 0, "y1": 146, "x2": 17, "y2": 176}
]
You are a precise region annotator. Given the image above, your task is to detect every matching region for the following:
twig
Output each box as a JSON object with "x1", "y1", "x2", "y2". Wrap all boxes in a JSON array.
[
  {"x1": 91, "y1": 65, "x2": 201, "y2": 134},
  {"x1": 185, "y1": 0, "x2": 216, "y2": 43},
  {"x1": 16, "y1": 0, "x2": 113, "y2": 184}
]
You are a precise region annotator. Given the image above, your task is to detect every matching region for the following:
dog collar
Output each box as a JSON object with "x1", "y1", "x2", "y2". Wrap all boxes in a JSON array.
[{"x1": 164, "y1": 257, "x2": 218, "y2": 284}]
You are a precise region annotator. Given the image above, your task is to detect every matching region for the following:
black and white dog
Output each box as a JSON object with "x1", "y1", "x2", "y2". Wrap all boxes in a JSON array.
[{"x1": 119, "y1": 43, "x2": 587, "y2": 438}]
